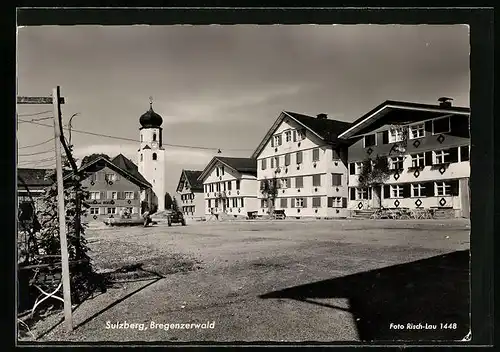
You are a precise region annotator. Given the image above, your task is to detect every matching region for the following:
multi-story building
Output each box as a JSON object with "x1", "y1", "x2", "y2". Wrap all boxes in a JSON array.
[
  {"x1": 251, "y1": 111, "x2": 353, "y2": 218},
  {"x1": 339, "y1": 98, "x2": 470, "y2": 218},
  {"x1": 198, "y1": 157, "x2": 258, "y2": 219},
  {"x1": 64, "y1": 154, "x2": 153, "y2": 223},
  {"x1": 176, "y1": 169, "x2": 205, "y2": 220}
]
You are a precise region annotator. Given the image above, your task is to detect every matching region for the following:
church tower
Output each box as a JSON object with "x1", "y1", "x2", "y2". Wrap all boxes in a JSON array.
[{"x1": 138, "y1": 98, "x2": 166, "y2": 211}]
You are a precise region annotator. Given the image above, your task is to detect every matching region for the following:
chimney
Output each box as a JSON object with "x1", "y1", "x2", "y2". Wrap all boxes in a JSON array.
[
  {"x1": 316, "y1": 113, "x2": 328, "y2": 119},
  {"x1": 438, "y1": 97, "x2": 453, "y2": 108}
]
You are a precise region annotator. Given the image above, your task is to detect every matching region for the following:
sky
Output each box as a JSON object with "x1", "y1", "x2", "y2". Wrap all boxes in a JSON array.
[{"x1": 17, "y1": 24, "x2": 470, "y2": 195}]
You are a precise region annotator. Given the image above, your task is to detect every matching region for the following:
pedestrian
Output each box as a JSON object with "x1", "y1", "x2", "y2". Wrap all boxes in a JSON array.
[{"x1": 143, "y1": 210, "x2": 151, "y2": 227}]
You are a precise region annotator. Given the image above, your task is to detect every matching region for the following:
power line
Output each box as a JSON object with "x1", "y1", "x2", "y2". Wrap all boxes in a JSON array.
[
  {"x1": 18, "y1": 156, "x2": 56, "y2": 163},
  {"x1": 18, "y1": 137, "x2": 55, "y2": 149},
  {"x1": 17, "y1": 110, "x2": 52, "y2": 117},
  {"x1": 18, "y1": 148, "x2": 55, "y2": 157},
  {"x1": 18, "y1": 116, "x2": 54, "y2": 123},
  {"x1": 17, "y1": 118, "x2": 254, "y2": 152}
]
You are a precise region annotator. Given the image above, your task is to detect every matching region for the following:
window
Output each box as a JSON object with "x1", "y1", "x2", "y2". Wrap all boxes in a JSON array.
[
  {"x1": 125, "y1": 191, "x2": 134, "y2": 199},
  {"x1": 312, "y1": 174, "x2": 321, "y2": 187},
  {"x1": 285, "y1": 153, "x2": 291, "y2": 166},
  {"x1": 332, "y1": 173, "x2": 342, "y2": 186},
  {"x1": 236, "y1": 180, "x2": 240, "y2": 190},
  {"x1": 295, "y1": 176, "x2": 303, "y2": 188},
  {"x1": 222, "y1": 182, "x2": 226, "y2": 191},
  {"x1": 275, "y1": 156, "x2": 280, "y2": 168},
  {"x1": 107, "y1": 207, "x2": 116, "y2": 214},
  {"x1": 312, "y1": 197, "x2": 322, "y2": 208},
  {"x1": 296, "y1": 151, "x2": 303, "y2": 164},
  {"x1": 389, "y1": 128, "x2": 404, "y2": 143},
  {"x1": 261, "y1": 158, "x2": 267, "y2": 170},
  {"x1": 328, "y1": 197, "x2": 343, "y2": 208},
  {"x1": 295, "y1": 198, "x2": 304, "y2": 207},
  {"x1": 273, "y1": 135, "x2": 282, "y2": 146},
  {"x1": 109, "y1": 191, "x2": 118, "y2": 200},
  {"x1": 208, "y1": 199, "x2": 212, "y2": 208},
  {"x1": 261, "y1": 199, "x2": 268, "y2": 208},
  {"x1": 140, "y1": 154, "x2": 143, "y2": 162},
  {"x1": 391, "y1": 185, "x2": 404, "y2": 198},
  {"x1": 411, "y1": 184, "x2": 426, "y2": 197},
  {"x1": 312, "y1": 148, "x2": 320, "y2": 162},
  {"x1": 90, "y1": 191, "x2": 100, "y2": 200},
  {"x1": 153, "y1": 133, "x2": 157, "y2": 141},
  {"x1": 356, "y1": 188, "x2": 368, "y2": 200},
  {"x1": 435, "y1": 181, "x2": 451, "y2": 196},
  {"x1": 389, "y1": 156, "x2": 404, "y2": 170},
  {"x1": 270, "y1": 158, "x2": 274, "y2": 168},
  {"x1": 221, "y1": 166, "x2": 225, "y2": 175},
  {"x1": 298, "y1": 129, "x2": 306, "y2": 141},
  {"x1": 216, "y1": 167, "x2": 219, "y2": 177},
  {"x1": 280, "y1": 198, "x2": 288, "y2": 208},
  {"x1": 460, "y1": 145, "x2": 470, "y2": 161},
  {"x1": 240, "y1": 198, "x2": 244, "y2": 207},
  {"x1": 409, "y1": 123, "x2": 425, "y2": 139},
  {"x1": 434, "y1": 150, "x2": 450, "y2": 164},
  {"x1": 210, "y1": 184, "x2": 214, "y2": 192},
  {"x1": 215, "y1": 199, "x2": 219, "y2": 208},
  {"x1": 216, "y1": 183, "x2": 221, "y2": 192},
  {"x1": 285, "y1": 131, "x2": 292, "y2": 142},
  {"x1": 364, "y1": 134, "x2": 376, "y2": 147},
  {"x1": 411, "y1": 153, "x2": 425, "y2": 168},
  {"x1": 281, "y1": 178, "x2": 289, "y2": 189},
  {"x1": 227, "y1": 181, "x2": 232, "y2": 191},
  {"x1": 105, "y1": 173, "x2": 116, "y2": 182},
  {"x1": 90, "y1": 207, "x2": 99, "y2": 215},
  {"x1": 433, "y1": 116, "x2": 451, "y2": 134},
  {"x1": 232, "y1": 198, "x2": 238, "y2": 207},
  {"x1": 152, "y1": 153, "x2": 157, "y2": 161},
  {"x1": 355, "y1": 162, "x2": 363, "y2": 175}
]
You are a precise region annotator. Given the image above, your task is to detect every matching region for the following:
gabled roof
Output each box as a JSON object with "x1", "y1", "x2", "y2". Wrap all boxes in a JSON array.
[
  {"x1": 64, "y1": 155, "x2": 151, "y2": 188},
  {"x1": 251, "y1": 111, "x2": 353, "y2": 159},
  {"x1": 338, "y1": 100, "x2": 471, "y2": 139},
  {"x1": 198, "y1": 156, "x2": 257, "y2": 182},
  {"x1": 176, "y1": 170, "x2": 204, "y2": 192}
]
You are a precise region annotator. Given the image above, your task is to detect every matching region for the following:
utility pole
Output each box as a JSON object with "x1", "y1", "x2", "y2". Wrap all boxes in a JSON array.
[{"x1": 52, "y1": 87, "x2": 73, "y2": 332}]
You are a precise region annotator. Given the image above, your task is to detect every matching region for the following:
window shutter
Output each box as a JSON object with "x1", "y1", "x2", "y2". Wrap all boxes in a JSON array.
[
  {"x1": 350, "y1": 188, "x2": 356, "y2": 200},
  {"x1": 425, "y1": 120, "x2": 433, "y2": 134},
  {"x1": 297, "y1": 152, "x2": 302, "y2": 164},
  {"x1": 261, "y1": 159, "x2": 266, "y2": 170},
  {"x1": 327, "y1": 197, "x2": 333, "y2": 207},
  {"x1": 303, "y1": 197, "x2": 307, "y2": 208},
  {"x1": 271, "y1": 137, "x2": 274, "y2": 147},
  {"x1": 383, "y1": 185, "x2": 390, "y2": 199},
  {"x1": 285, "y1": 154, "x2": 290, "y2": 166},
  {"x1": 276, "y1": 157, "x2": 280, "y2": 167},
  {"x1": 271, "y1": 158, "x2": 274, "y2": 168},
  {"x1": 450, "y1": 179, "x2": 459, "y2": 196},
  {"x1": 279, "y1": 135, "x2": 282, "y2": 145},
  {"x1": 448, "y1": 147, "x2": 459, "y2": 163},
  {"x1": 293, "y1": 130, "x2": 297, "y2": 142},
  {"x1": 342, "y1": 197, "x2": 348, "y2": 208},
  {"x1": 241, "y1": 198, "x2": 244, "y2": 207},
  {"x1": 101, "y1": 191, "x2": 106, "y2": 199},
  {"x1": 381, "y1": 130, "x2": 389, "y2": 144},
  {"x1": 425, "y1": 182, "x2": 435, "y2": 197},
  {"x1": 368, "y1": 187, "x2": 372, "y2": 200},
  {"x1": 349, "y1": 163, "x2": 355, "y2": 175},
  {"x1": 425, "y1": 151, "x2": 433, "y2": 166},
  {"x1": 402, "y1": 184, "x2": 411, "y2": 198},
  {"x1": 291, "y1": 198, "x2": 295, "y2": 208}
]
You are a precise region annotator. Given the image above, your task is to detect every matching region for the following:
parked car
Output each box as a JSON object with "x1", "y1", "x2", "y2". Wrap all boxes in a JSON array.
[
  {"x1": 271, "y1": 209, "x2": 286, "y2": 220},
  {"x1": 168, "y1": 211, "x2": 186, "y2": 226}
]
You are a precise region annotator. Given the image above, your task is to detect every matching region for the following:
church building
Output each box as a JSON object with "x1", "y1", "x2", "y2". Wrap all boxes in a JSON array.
[{"x1": 137, "y1": 99, "x2": 167, "y2": 212}]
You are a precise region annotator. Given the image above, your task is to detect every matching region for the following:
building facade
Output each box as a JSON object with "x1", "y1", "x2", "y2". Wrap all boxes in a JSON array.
[
  {"x1": 339, "y1": 99, "x2": 470, "y2": 218},
  {"x1": 137, "y1": 100, "x2": 166, "y2": 212},
  {"x1": 176, "y1": 169, "x2": 205, "y2": 220},
  {"x1": 64, "y1": 154, "x2": 152, "y2": 224},
  {"x1": 251, "y1": 111, "x2": 352, "y2": 218},
  {"x1": 198, "y1": 157, "x2": 258, "y2": 219}
]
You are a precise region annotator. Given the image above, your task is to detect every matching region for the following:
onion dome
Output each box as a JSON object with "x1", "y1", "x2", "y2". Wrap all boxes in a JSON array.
[{"x1": 139, "y1": 99, "x2": 163, "y2": 128}]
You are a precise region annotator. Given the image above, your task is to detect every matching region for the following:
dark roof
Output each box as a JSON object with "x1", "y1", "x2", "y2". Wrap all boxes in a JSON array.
[
  {"x1": 216, "y1": 157, "x2": 257, "y2": 174},
  {"x1": 111, "y1": 154, "x2": 151, "y2": 187},
  {"x1": 284, "y1": 111, "x2": 353, "y2": 143},
  {"x1": 339, "y1": 100, "x2": 471, "y2": 139},
  {"x1": 17, "y1": 168, "x2": 55, "y2": 187},
  {"x1": 184, "y1": 170, "x2": 204, "y2": 190},
  {"x1": 139, "y1": 103, "x2": 163, "y2": 128},
  {"x1": 142, "y1": 145, "x2": 151, "y2": 150}
]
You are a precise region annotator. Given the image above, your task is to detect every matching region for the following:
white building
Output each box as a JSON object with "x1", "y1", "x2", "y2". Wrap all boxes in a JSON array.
[
  {"x1": 198, "y1": 156, "x2": 258, "y2": 219},
  {"x1": 176, "y1": 169, "x2": 205, "y2": 221},
  {"x1": 251, "y1": 111, "x2": 353, "y2": 218},
  {"x1": 339, "y1": 98, "x2": 471, "y2": 218},
  {"x1": 137, "y1": 100, "x2": 166, "y2": 212}
]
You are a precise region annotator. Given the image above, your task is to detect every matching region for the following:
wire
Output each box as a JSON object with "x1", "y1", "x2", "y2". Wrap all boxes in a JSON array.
[
  {"x1": 18, "y1": 137, "x2": 55, "y2": 149},
  {"x1": 18, "y1": 116, "x2": 54, "y2": 123},
  {"x1": 17, "y1": 110, "x2": 52, "y2": 117},
  {"x1": 17, "y1": 118, "x2": 254, "y2": 152},
  {"x1": 17, "y1": 156, "x2": 56, "y2": 164},
  {"x1": 18, "y1": 148, "x2": 55, "y2": 157}
]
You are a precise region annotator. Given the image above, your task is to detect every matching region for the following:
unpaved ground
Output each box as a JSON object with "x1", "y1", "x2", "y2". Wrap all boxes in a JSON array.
[{"x1": 22, "y1": 219, "x2": 470, "y2": 343}]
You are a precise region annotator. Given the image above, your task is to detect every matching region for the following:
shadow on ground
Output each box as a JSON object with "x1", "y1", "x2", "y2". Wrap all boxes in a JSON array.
[{"x1": 259, "y1": 250, "x2": 470, "y2": 342}]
